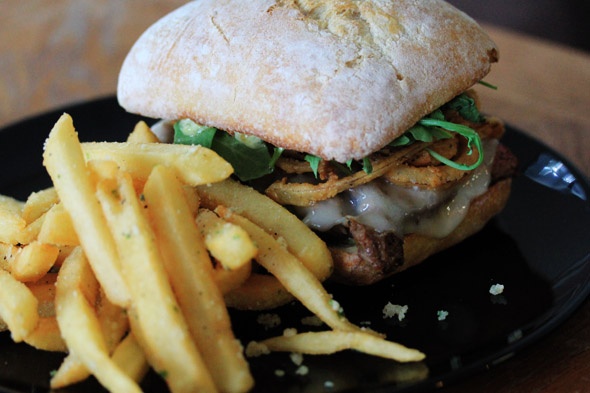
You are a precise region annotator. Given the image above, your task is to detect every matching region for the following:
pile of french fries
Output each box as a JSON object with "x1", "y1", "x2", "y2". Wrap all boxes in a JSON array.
[{"x1": 0, "y1": 113, "x2": 424, "y2": 393}]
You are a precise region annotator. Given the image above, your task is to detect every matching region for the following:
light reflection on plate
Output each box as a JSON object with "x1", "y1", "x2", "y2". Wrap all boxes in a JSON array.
[{"x1": 525, "y1": 153, "x2": 587, "y2": 200}]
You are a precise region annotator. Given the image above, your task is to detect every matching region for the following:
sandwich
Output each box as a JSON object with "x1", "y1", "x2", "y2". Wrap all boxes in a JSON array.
[{"x1": 117, "y1": 0, "x2": 517, "y2": 285}]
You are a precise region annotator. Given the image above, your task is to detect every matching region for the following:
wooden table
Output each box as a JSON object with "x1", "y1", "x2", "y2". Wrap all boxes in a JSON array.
[{"x1": 1, "y1": 2, "x2": 589, "y2": 392}]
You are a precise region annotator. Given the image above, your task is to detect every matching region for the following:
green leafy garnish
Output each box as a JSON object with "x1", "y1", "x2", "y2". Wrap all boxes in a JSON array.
[
  {"x1": 478, "y1": 80, "x2": 498, "y2": 90},
  {"x1": 173, "y1": 119, "x2": 217, "y2": 147},
  {"x1": 362, "y1": 157, "x2": 373, "y2": 174},
  {"x1": 419, "y1": 118, "x2": 484, "y2": 171},
  {"x1": 172, "y1": 92, "x2": 487, "y2": 182},
  {"x1": 173, "y1": 119, "x2": 282, "y2": 182},
  {"x1": 305, "y1": 154, "x2": 322, "y2": 178},
  {"x1": 390, "y1": 93, "x2": 485, "y2": 171},
  {"x1": 444, "y1": 94, "x2": 484, "y2": 123}
]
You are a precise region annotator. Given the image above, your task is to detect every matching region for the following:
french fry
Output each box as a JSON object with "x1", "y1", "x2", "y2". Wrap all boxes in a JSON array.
[
  {"x1": 143, "y1": 165, "x2": 253, "y2": 393},
  {"x1": 82, "y1": 140, "x2": 233, "y2": 186},
  {"x1": 212, "y1": 261, "x2": 252, "y2": 295},
  {"x1": 55, "y1": 247, "x2": 141, "y2": 393},
  {"x1": 126, "y1": 121, "x2": 160, "y2": 144},
  {"x1": 0, "y1": 194, "x2": 42, "y2": 245},
  {"x1": 22, "y1": 187, "x2": 59, "y2": 224},
  {"x1": 51, "y1": 288, "x2": 129, "y2": 388},
  {"x1": 249, "y1": 330, "x2": 425, "y2": 363},
  {"x1": 96, "y1": 290, "x2": 129, "y2": 351},
  {"x1": 216, "y1": 206, "x2": 359, "y2": 332},
  {"x1": 22, "y1": 275, "x2": 65, "y2": 352},
  {"x1": 19, "y1": 215, "x2": 46, "y2": 245},
  {"x1": 224, "y1": 273, "x2": 294, "y2": 310},
  {"x1": 182, "y1": 185, "x2": 201, "y2": 216},
  {"x1": 196, "y1": 208, "x2": 257, "y2": 270},
  {"x1": 24, "y1": 316, "x2": 67, "y2": 352},
  {"x1": 0, "y1": 243, "x2": 17, "y2": 270},
  {"x1": 50, "y1": 352, "x2": 86, "y2": 389},
  {"x1": 0, "y1": 269, "x2": 39, "y2": 342},
  {"x1": 9, "y1": 241, "x2": 59, "y2": 282},
  {"x1": 111, "y1": 332, "x2": 150, "y2": 382},
  {"x1": 196, "y1": 179, "x2": 333, "y2": 281},
  {"x1": 27, "y1": 272, "x2": 58, "y2": 318},
  {"x1": 37, "y1": 203, "x2": 79, "y2": 246},
  {"x1": 0, "y1": 194, "x2": 26, "y2": 244},
  {"x1": 96, "y1": 172, "x2": 216, "y2": 393},
  {"x1": 42, "y1": 113, "x2": 130, "y2": 306}
]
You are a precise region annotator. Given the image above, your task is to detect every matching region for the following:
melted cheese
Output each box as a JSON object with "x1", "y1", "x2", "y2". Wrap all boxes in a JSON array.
[{"x1": 297, "y1": 140, "x2": 498, "y2": 239}]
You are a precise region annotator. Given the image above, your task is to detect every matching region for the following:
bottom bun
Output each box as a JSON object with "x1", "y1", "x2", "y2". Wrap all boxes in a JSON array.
[{"x1": 331, "y1": 178, "x2": 513, "y2": 285}]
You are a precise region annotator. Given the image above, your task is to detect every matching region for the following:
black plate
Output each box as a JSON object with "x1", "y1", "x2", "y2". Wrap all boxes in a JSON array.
[{"x1": 0, "y1": 97, "x2": 589, "y2": 393}]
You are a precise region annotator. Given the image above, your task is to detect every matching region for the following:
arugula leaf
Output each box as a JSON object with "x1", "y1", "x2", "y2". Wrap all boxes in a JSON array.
[
  {"x1": 390, "y1": 124, "x2": 452, "y2": 147},
  {"x1": 478, "y1": 80, "x2": 498, "y2": 90},
  {"x1": 305, "y1": 155, "x2": 322, "y2": 178},
  {"x1": 418, "y1": 118, "x2": 484, "y2": 170},
  {"x1": 444, "y1": 94, "x2": 484, "y2": 123},
  {"x1": 362, "y1": 157, "x2": 373, "y2": 174},
  {"x1": 389, "y1": 93, "x2": 486, "y2": 171},
  {"x1": 173, "y1": 119, "x2": 281, "y2": 182},
  {"x1": 173, "y1": 119, "x2": 217, "y2": 147}
]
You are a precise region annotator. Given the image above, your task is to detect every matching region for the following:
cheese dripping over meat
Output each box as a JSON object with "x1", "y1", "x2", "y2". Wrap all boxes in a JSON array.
[{"x1": 296, "y1": 140, "x2": 498, "y2": 239}]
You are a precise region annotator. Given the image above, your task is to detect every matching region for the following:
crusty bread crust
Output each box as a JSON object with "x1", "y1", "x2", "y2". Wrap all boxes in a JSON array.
[{"x1": 118, "y1": 0, "x2": 498, "y2": 162}]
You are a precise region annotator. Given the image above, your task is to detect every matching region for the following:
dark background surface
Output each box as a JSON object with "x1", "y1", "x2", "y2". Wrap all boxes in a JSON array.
[{"x1": 447, "y1": 0, "x2": 590, "y2": 53}]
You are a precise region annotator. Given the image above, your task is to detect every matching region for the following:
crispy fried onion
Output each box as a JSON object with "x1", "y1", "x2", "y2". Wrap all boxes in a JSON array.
[
  {"x1": 265, "y1": 116, "x2": 505, "y2": 207},
  {"x1": 265, "y1": 143, "x2": 426, "y2": 206}
]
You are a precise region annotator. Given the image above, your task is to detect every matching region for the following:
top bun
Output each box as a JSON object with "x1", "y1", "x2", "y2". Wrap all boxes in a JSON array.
[{"x1": 117, "y1": 0, "x2": 498, "y2": 162}]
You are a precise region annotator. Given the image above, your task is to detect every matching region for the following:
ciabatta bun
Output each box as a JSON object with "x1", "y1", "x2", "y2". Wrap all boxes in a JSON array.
[{"x1": 118, "y1": 0, "x2": 498, "y2": 162}]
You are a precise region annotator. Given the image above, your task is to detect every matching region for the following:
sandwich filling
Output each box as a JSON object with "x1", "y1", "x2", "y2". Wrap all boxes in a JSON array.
[{"x1": 165, "y1": 89, "x2": 516, "y2": 284}]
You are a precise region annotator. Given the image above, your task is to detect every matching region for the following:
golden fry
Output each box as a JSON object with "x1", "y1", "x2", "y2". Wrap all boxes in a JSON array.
[
  {"x1": 42, "y1": 113, "x2": 129, "y2": 306},
  {"x1": 196, "y1": 208, "x2": 257, "y2": 270},
  {"x1": 250, "y1": 330, "x2": 425, "y2": 363},
  {"x1": 224, "y1": 273, "x2": 293, "y2": 310},
  {"x1": 0, "y1": 194, "x2": 26, "y2": 244},
  {"x1": 126, "y1": 121, "x2": 160, "y2": 144},
  {"x1": 0, "y1": 243, "x2": 17, "y2": 270},
  {"x1": 22, "y1": 188, "x2": 59, "y2": 224},
  {"x1": 111, "y1": 332, "x2": 150, "y2": 382},
  {"x1": 97, "y1": 172, "x2": 216, "y2": 393},
  {"x1": 52, "y1": 288, "x2": 129, "y2": 388},
  {"x1": 144, "y1": 165, "x2": 253, "y2": 393},
  {"x1": 24, "y1": 316, "x2": 67, "y2": 352},
  {"x1": 82, "y1": 141, "x2": 233, "y2": 186},
  {"x1": 37, "y1": 203, "x2": 79, "y2": 246},
  {"x1": 212, "y1": 261, "x2": 252, "y2": 295},
  {"x1": 10, "y1": 241, "x2": 59, "y2": 282},
  {"x1": 26, "y1": 272, "x2": 57, "y2": 318},
  {"x1": 0, "y1": 269, "x2": 38, "y2": 342},
  {"x1": 197, "y1": 179, "x2": 333, "y2": 281},
  {"x1": 55, "y1": 248, "x2": 141, "y2": 393},
  {"x1": 216, "y1": 206, "x2": 358, "y2": 332}
]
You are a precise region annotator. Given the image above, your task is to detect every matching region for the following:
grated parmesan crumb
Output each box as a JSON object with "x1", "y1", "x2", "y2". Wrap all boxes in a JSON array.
[
  {"x1": 437, "y1": 310, "x2": 449, "y2": 321},
  {"x1": 295, "y1": 365, "x2": 309, "y2": 376},
  {"x1": 489, "y1": 284, "x2": 504, "y2": 296},
  {"x1": 257, "y1": 313, "x2": 281, "y2": 329},
  {"x1": 290, "y1": 352, "x2": 304, "y2": 366},
  {"x1": 382, "y1": 302, "x2": 408, "y2": 321},
  {"x1": 301, "y1": 315, "x2": 324, "y2": 327},
  {"x1": 283, "y1": 328, "x2": 298, "y2": 337},
  {"x1": 274, "y1": 369, "x2": 285, "y2": 377},
  {"x1": 244, "y1": 341, "x2": 270, "y2": 358}
]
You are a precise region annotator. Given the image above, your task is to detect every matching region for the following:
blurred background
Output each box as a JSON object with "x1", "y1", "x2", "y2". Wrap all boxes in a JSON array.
[
  {"x1": 448, "y1": 0, "x2": 590, "y2": 53},
  {"x1": 1, "y1": 0, "x2": 589, "y2": 130}
]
